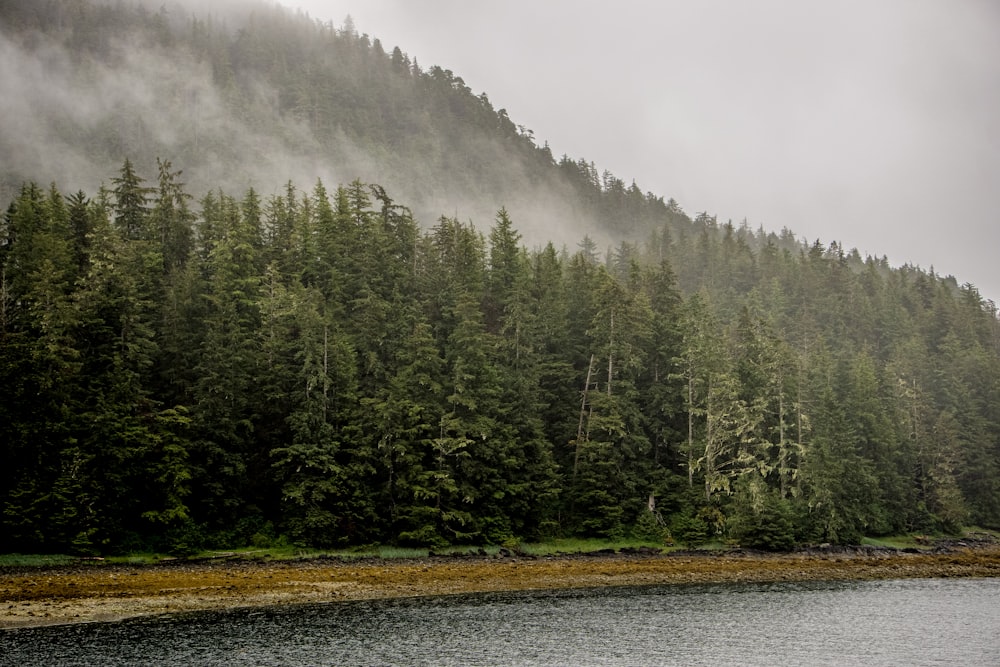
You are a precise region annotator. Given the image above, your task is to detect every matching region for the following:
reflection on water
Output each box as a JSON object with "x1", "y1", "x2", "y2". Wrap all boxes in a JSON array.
[{"x1": 2, "y1": 578, "x2": 999, "y2": 666}]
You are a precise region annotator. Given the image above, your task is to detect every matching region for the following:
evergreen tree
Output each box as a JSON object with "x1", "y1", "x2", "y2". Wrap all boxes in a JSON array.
[
  {"x1": 111, "y1": 159, "x2": 153, "y2": 241},
  {"x1": 363, "y1": 312, "x2": 446, "y2": 545},
  {"x1": 2, "y1": 150, "x2": 999, "y2": 550},
  {"x1": 270, "y1": 284, "x2": 368, "y2": 546},
  {"x1": 0, "y1": 184, "x2": 84, "y2": 551},
  {"x1": 187, "y1": 191, "x2": 265, "y2": 532}
]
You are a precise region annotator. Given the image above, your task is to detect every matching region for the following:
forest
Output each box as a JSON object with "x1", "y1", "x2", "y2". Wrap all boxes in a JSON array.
[{"x1": 1, "y1": 0, "x2": 999, "y2": 555}]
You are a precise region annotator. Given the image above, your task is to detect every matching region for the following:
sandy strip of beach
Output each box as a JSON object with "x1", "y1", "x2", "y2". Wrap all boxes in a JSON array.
[{"x1": 3, "y1": 546, "x2": 999, "y2": 629}]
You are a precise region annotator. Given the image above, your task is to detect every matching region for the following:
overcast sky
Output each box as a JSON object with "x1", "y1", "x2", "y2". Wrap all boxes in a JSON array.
[{"x1": 277, "y1": 0, "x2": 1000, "y2": 303}]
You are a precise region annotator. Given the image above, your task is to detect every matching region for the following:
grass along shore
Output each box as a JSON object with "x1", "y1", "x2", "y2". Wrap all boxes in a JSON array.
[{"x1": 3, "y1": 535, "x2": 999, "y2": 629}]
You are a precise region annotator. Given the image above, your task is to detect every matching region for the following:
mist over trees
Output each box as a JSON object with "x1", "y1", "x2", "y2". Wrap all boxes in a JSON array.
[
  {"x1": 0, "y1": 0, "x2": 610, "y2": 246},
  {"x1": 1, "y1": 0, "x2": 998, "y2": 554}
]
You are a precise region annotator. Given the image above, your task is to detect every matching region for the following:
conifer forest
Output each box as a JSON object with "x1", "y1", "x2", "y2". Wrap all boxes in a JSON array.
[{"x1": 2, "y1": 0, "x2": 998, "y2": 554}]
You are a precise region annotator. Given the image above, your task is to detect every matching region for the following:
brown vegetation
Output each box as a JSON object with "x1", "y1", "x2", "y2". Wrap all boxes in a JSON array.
[{"x1": 3, "y1": 544, "x2": 999, "y2": 629}]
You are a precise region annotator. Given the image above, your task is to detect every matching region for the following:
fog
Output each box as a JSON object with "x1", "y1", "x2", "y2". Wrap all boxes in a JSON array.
[
  {"x1": 286, "y1": 0, "x2": 1000, "y2": 302},
  {"x1": 2, "y1": 0, "x2": 997, "y2": 300},
  {"x1": 0, "y1": 0, "x2": 606, "y2": 253},
  {"x1": 0, "y1": 20, "x2": 349, "y2": 206}
]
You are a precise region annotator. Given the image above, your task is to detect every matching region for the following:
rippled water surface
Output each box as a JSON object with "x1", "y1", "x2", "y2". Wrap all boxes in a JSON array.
[{"x1": 3, "y1": 578, "x2": 998, "y2": 666}]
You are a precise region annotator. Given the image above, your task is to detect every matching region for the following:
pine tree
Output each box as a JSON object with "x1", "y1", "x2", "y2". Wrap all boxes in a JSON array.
[
  {"x1": 362, "y1": 312, "x2": 445, "y2": 545},
  {"x1": 111, "y1": 159, "x2": 153, "y2": 240},
  {"x1": 271, "y1": 283, "x2": 367, "y2": 547},
  {"x1": 0, "y1": 184, "x2": 84, "y2": 551},
  {"x1": 187, "y1": 191, "x2": 265, "y2": 532}
]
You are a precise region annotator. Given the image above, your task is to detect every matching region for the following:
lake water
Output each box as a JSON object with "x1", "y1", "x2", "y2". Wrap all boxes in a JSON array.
[{"x1": 2, "y1": 578, "x2": 998, "y2": 666}]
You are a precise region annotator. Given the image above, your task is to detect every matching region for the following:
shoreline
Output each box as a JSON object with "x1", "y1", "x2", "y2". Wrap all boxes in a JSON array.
[{"x1": 4, "y1": 545, "x2": 1000, "y2": 630}]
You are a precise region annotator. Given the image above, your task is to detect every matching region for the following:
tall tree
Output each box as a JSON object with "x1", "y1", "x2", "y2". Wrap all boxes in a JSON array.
[
  {"x1": 271, "y1": 283, "x2": 367, "y2": 546},
  {"x1": 0, "y1": 184, "x2": 84, "y2": 551},
  {"x1": 111, "y1": 159, "x2": 153, "y2": 241},
  {"x1": 187, "y1": 191, "x2": 265, "y2": 531}
]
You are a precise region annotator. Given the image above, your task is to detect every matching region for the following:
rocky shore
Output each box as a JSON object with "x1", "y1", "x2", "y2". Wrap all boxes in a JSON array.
[{"x1": 3, "y1": 542, "x2": 999, "y2": 630}]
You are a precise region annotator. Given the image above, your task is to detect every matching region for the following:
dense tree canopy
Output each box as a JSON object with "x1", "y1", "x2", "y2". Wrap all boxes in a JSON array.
[
  {"x1": 1, "y1": 1, "x2": 998, "y2": 554},
  {"x1": 2, "y1": 168, "x2": 998, "y2": 554}
]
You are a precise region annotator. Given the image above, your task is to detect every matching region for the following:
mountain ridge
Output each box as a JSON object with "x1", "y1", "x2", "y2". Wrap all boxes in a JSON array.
[{"x1": 0, "y1": 0, "x2": 932, "y2": 277}]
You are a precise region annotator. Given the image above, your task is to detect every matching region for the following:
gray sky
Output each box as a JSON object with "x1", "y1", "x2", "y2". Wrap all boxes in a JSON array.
[{"x1": 279, "y1": 0, "x2": 1000, "y2": 303}]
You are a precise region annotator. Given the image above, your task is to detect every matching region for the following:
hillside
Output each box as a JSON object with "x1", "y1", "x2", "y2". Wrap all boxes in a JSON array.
[
  {"x1": 0, "y1": 0, "x2": 679, "y2": 247},
  {"x1": 1, "y1": 0, "x2": 999, "y2": 554}
]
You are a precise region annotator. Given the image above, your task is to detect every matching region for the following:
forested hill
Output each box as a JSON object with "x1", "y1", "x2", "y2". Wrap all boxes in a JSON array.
[
  {"x1": 2, "y1": 0, "x2": 999, "y2": 555},
  {"x1": 0, "y1": 0, "x2": 681, "y2": 246}
]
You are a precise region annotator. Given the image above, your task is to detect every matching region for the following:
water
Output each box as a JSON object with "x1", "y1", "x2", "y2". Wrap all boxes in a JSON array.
[{"x1": 2, "y1": 578, "x2": 998, "y2": 666}]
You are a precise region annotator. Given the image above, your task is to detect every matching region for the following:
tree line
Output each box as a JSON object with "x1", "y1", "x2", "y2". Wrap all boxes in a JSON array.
[{"x1": 2, "y1": 162, "x2": 998, "y2": 554}]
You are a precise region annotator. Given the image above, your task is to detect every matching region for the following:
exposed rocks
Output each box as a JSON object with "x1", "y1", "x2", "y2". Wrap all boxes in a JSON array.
[{"x1": 618, "y1": 546, "x2": 662, "y2": 556}]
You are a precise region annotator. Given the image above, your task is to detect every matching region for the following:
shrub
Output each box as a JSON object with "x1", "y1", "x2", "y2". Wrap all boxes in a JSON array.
[
  {"x1": 632, "y1": 510, "x2": 670, "y2": 543},
  {"x1": 729, "y1": 491, "x2": 795, "y2": 552},
  {"x1": 670, "y1": 512, "x2": 709, "y2": 548}
]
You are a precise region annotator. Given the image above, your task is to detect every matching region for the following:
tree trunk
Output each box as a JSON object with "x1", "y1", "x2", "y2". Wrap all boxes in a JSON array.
[{"x1": 574, "y1": 354, "x2": 595, "y2": 479}]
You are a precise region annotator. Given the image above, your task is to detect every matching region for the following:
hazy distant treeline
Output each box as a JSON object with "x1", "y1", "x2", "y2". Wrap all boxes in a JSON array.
[{"x1": 1, "y1": 0, "x2": 619, "y2": 246}]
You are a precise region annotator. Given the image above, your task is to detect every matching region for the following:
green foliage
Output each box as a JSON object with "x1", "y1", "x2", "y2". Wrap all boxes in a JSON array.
[
  {"x1": 0, "y1": 554, "x2": 77, "y2": 568},
  {"x1": 3, "y1": 160, "x2": 1000, "y2": 555},
  {"x1": 3, "y1": 170, "x2": 1000, "y2": 554},
  {"x1": 728, "y1": 482, "x2": 796, "y2": 551},
  {"x1": 632, "y1": 510, "x2": 671, "y2": 544},
  {"x1": 670, "y1": 512, "x2": 710, "y2": 549},
  {"x1": 161, "y1": 520, "x2": 206, "y2": 557},
  {"x1": 1, "y1": 0, "x2": 999, "y2": 555}
]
